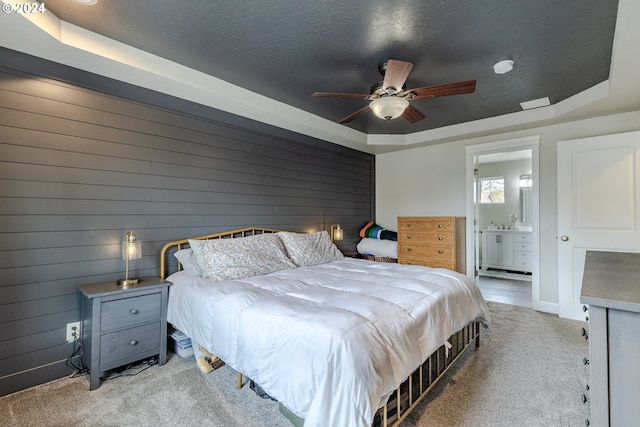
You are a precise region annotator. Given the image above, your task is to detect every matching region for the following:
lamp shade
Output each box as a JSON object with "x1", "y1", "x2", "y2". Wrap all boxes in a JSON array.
[
  {"x1": 331, "y1": 224, "x2": 343, "y2": 241},
  {"x1": 118, "y1": 231, "x2": 141, "y2": 287},
  {"x1": 370, "y1": 96, "x2": 409, "y2": 121},
  {"x1": 122, "y1": 231, "x2": 142, "y2": 260}
]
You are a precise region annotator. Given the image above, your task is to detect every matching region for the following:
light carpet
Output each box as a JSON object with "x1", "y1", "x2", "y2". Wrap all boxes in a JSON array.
[{"x1": 0, "y1": 302, "x2": 589, "y2": 427}]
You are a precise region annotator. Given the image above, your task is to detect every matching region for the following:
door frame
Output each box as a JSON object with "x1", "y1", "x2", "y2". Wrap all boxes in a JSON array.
[{"x1": 465, "y1": 135, "x2": 548, "y2": 312}]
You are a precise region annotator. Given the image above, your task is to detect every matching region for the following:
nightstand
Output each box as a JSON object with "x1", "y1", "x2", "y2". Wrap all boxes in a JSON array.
[{"x1": 78, "y1": 277, "x2": 171, "y2": 390}]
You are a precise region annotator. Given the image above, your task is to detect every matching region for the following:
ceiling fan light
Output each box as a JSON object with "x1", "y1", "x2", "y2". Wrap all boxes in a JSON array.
[
  {"x1": 493, "y1": 60, "x2": 514, "y2": 75},
  {"x1": 370, "y1": 97, "x2": 409, "y2": 121}
]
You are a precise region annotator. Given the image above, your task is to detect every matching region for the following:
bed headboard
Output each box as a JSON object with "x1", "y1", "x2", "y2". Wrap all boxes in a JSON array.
[{"x1": 159, "y1": 227, "x2": 281, "y2": 279}]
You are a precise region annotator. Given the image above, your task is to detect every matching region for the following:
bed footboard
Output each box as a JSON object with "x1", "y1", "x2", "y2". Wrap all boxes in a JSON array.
[{"x1": 373, "y1": 321, "x2": 481, "y2": 427}]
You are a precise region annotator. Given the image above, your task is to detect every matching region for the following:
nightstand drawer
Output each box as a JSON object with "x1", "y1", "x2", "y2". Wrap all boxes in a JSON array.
[
  {"x1": 101, "y1": 293, "x2": 161, "y2": 332},
  {"x1": 100, "y1": 322, "x2": 161, "y2": 366}
]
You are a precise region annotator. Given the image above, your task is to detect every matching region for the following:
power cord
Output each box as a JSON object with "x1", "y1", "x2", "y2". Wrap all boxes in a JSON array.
[
  {"x1": 66, "y1": 329, "x2": 89, "y2": 378},
  {"x1": 100, "y1": 356, "x2": 159, "y2": 381}
]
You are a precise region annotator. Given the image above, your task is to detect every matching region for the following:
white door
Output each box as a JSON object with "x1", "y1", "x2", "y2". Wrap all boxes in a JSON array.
[{"x1": 557, "y1": 131, "x2": 640, "y2": 320}]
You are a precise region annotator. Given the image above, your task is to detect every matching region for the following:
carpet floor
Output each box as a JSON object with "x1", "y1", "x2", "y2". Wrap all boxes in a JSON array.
[{"x1": 0, "y1": 302, "x2": 589, "y2": 427}]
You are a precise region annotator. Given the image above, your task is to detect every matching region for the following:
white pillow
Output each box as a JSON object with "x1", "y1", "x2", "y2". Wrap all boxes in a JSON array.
[
  {"x1": 173, "y1": 248, "x2": 204, "y2": 276},
  {"x1": 189, "y1": 233, "x2": 296, "y2": 281},
  {"x1": 277, "y1": 231, "x2": 344, "y2": 267}
]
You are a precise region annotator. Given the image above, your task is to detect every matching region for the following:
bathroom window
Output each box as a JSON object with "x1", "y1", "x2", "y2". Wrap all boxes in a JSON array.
[{"x1": 478, "y1": 176, "x2": 505, "y2": 204}]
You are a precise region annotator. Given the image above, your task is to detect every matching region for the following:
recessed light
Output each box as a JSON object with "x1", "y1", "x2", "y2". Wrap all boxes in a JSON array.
[
  {"x1": 520, "y1": 97, "x2": 550, "y2": 110},
  {"x1": 493, "y1": 60, "x2": 514, "y2": 75}
]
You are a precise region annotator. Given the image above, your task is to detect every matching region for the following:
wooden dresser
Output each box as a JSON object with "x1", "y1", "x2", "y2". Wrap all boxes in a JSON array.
[
  {"x1": 397, "y1": 216, "x2": 466, "y2": 274},
  {"x1": 580, "y1": 251, "x2": 640, "y2": 427}
]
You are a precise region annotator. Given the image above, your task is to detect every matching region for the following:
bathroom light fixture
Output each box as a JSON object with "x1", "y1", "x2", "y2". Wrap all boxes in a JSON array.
[
  {"x1": 369, "y1": 96, "x2": 409, "y2": 121},
  {"x1": 493, "y1": 60, "x2": 514, "y2": 75},
  {"x1": 117, "y1": 231, "x2": 142, "y2": 287},
  {"x1": 331, "y1": 224, "x2": 344, "y2": 241}
]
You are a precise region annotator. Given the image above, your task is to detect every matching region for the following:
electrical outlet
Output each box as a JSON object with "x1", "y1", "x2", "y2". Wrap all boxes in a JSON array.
[{"x1": 66, "y1": 321, "x2": 81, "y2": 343}]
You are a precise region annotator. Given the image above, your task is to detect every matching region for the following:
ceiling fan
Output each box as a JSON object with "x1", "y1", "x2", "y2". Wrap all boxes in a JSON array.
[{"x1": 312, "y1": 59, "x2": 476, "y2": 124}]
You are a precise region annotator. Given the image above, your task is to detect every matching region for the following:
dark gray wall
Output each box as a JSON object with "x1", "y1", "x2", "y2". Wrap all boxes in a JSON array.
[{"x1": 0, "y1": 49, "x2": 374, "y2": 396}]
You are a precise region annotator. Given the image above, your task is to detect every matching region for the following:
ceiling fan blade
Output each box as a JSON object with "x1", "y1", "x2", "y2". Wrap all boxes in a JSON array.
[
  {"x1": 383, "y1": 60, "x2": 413, "y2": 92},
  {"x1": 402, "y1": 104, "x2": 426, "y2": 124},
  {"x1": 339, "y1": 105, "x2": 371, "y2": 124},
  {"x1": 312, "y1": 92, "x2": 370, "y2": 99},
  {"x1": 408, "y1": 80, "x2": 476, "y2": 100}
]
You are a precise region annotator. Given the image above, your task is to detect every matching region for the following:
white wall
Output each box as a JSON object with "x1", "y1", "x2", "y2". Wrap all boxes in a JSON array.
[{"x1": 376, "y1": 110, "x2": 640, "y2": 309}]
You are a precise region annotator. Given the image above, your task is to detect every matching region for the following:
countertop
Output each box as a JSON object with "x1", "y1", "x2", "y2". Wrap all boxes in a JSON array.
[{"x1": 580, "y1": 250, "x2": 640, "y2": 313}]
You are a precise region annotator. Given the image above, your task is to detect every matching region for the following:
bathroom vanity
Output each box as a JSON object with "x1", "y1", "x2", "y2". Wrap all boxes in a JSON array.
[{"x1": 481, "y1": 229, "x2": 532, "y2": 273}]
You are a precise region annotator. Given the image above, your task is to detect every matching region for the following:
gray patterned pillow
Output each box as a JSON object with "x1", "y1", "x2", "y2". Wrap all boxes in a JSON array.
[
  {"x1": 189, "y1": 234, "x2": 296, "y2": 280},
  {"x1": 277, "y1": 231, "x2": 344, "y2": 267}
]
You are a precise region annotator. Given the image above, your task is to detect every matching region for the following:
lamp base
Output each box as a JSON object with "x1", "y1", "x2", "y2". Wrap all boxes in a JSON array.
[{"x1": 117, "y1": 278, "x2": 139, "y2": 287}]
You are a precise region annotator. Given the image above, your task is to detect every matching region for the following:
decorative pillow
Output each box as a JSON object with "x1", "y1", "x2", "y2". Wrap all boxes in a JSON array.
[
  {"x1": 173, "y1": 248, "x2": 204, "y2": 276},
  {"x1": 277, "y1": 231, "x2": 344, "y2": 267},
  {"x1": 189, "y1": 234, "x2": 296, "y2": 281},
  {"x1": 359, "y1": 221, "x2": 397, "y2": 241}
]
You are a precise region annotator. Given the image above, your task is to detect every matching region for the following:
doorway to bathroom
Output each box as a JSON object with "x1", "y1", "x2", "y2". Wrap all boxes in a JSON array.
[{"x1": 465, "y1": 136, "x2": 540, "y2": 310}]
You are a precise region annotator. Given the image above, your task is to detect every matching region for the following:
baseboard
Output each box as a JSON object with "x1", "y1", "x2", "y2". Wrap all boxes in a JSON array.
[
  {"x1": 0, "y1": 358, "x2": 77, "y2": 397},
  {"x1": 533, "y1": 300, "x2": 559, "y2": 315}
]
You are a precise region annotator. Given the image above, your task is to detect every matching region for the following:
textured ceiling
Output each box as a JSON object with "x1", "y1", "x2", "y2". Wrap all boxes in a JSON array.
[{"x1": 38, "y1": 0, "x2": 619, "y2": 136}]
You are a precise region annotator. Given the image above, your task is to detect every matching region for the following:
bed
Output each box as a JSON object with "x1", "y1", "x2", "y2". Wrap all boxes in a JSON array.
[{"x1": 160, "y1": 227, "x2": 490, "y2": 427}]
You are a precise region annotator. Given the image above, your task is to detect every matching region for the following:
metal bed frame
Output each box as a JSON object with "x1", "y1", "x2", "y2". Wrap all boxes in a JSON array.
[
  {"x1": 160, "y1": 227, "x2": 481, "y2": 427},
  {"x1": 374, "y1": 321, "x2": 480, "y2": 427}
]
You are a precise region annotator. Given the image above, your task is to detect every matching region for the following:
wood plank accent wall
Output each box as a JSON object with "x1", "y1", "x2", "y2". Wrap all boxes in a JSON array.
[{"x1": 0, "y1": 50, "x2": 374, "y2": 396}]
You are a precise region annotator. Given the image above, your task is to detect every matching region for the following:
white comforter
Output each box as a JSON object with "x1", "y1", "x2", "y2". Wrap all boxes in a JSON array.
[{"x1": 167, "y1": 258, "x2": 489, "y2": 427}]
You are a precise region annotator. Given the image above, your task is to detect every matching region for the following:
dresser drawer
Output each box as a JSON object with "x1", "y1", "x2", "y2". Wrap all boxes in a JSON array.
[
  {"x1": 400, "y1": 258, "x2": 455, "y2": 270},
  {"x1": 398, "y1": 232, "x2": 454, "y2": 246},
  {"x1": 398, "y1": 218, "x2": 454, "y2": 233},
  {"x1": 100, "y1": 322, "x2": 161, "y2": 366},
  {"x1": 399, "y1": 244, "x2": 454, "y2": 262},
  {"x1": 101, "y1": 293, "x2": 161, "y2": 332}
]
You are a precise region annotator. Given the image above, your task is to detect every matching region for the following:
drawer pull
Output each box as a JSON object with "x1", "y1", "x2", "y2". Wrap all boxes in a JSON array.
[
  {"x1": 437, "y1": 224, "x2": 443, "y2": 228},
  {"x1": 130, "y1": 340, "x2": 138, "y2": 346},
  {"x1": 438, "y1": 236, "x2": 444, "y2": 240},
  {"x1": 407, "y1": 247, "x2": 413, "y2": 252},
  {"x1": 130, "y1": 309, "x2": 139, "y2": 315},
  {"x1": 406, "y1": 235, "x2": 413, "y2": 239},
  {"x1": 407, "y1": 223, "x2": 413, "y2": 228},
  {"x1": 438, "y1": 250, "x2": 444, "y2": 254}
]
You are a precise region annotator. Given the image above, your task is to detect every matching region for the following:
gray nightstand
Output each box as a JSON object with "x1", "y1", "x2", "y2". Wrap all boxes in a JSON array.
[{"x1": 78, "y1": 277, "x2": 171, "y2": 390}]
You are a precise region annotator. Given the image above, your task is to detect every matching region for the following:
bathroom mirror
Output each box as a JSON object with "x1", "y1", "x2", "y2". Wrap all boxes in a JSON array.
[
  {"x1": 519, "y1": 187, "x2": 533, "y2": 223},
  {"x1": 519, "y1": 174, "x2": 533, "y2": 223}
]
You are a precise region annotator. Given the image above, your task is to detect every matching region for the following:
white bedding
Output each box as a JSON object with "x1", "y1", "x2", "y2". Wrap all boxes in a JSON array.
[
  {"x1": 356, "y1": 237, "x2": 398, "y2": 259},
  {"x1": 167, "y1": 258, "x2": 489, "y2": 427}
]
